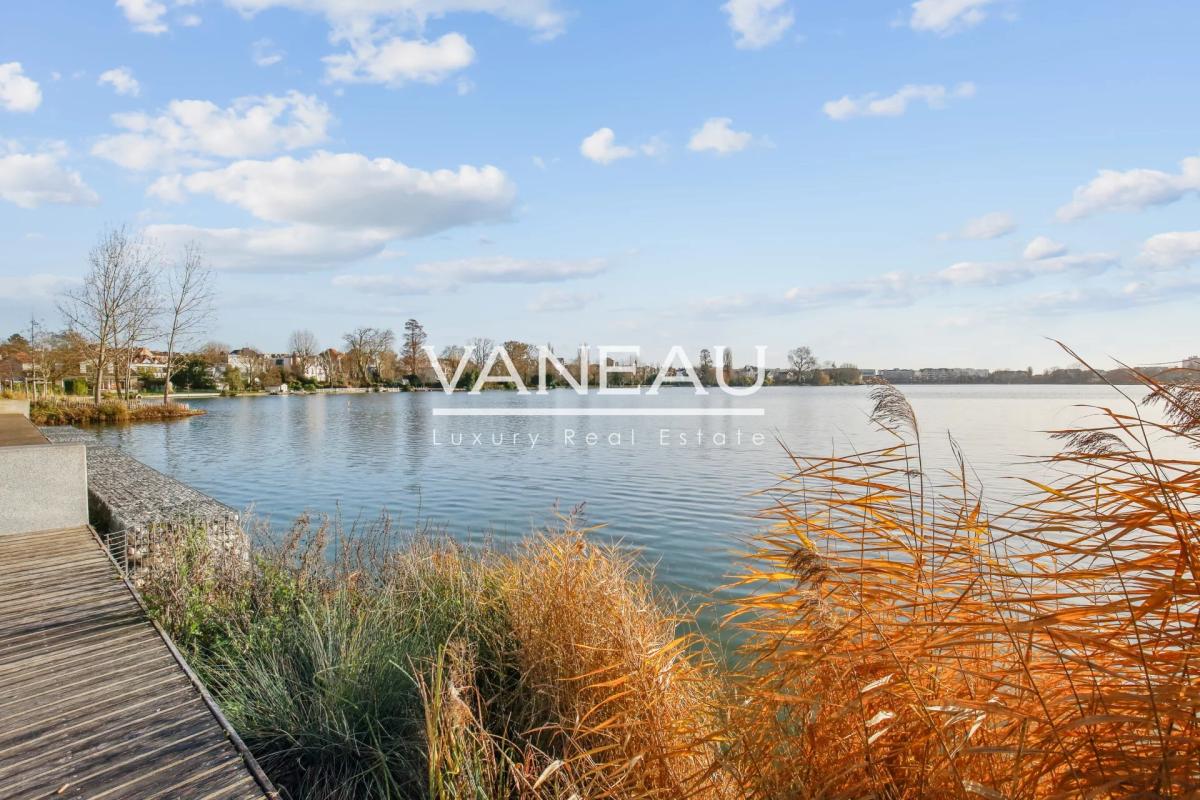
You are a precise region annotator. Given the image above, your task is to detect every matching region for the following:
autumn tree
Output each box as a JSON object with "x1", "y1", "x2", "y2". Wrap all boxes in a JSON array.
[
  {"x1": 502, "y1": 340, "x2": 536, "y2": 385},
  {"x1": 401, "y1": 319, "x2": 427, "y2": 384},
  {"x1": 199, "y1": 341, "x2": 230, "y2": 369},
  {"x1": 318, "y1": 348, "x2": 343, "y2": 386}
]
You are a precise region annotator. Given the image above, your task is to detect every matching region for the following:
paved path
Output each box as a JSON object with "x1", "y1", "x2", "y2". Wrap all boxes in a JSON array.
[{"x1": 0, "y1": 526, "x2": 275, "y2": 799}]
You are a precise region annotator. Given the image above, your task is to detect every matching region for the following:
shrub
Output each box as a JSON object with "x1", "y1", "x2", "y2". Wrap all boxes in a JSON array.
[
  {"x1": 63, "y1": 378, "x2": 89, "y2": 396},
  {"x1": 29, "y1": 399, "x2": 203, "y2": 425}
]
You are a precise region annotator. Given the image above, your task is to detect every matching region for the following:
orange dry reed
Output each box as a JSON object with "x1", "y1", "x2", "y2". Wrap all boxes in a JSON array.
[
  {"x1": 725, "y1": 362, "x2": 1200, "y2": 799},
  {"x1": 502, "y1": 529, "x2": 737, "y2": 800}
]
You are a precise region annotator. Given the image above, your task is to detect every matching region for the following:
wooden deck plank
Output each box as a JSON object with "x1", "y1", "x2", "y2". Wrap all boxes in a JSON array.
[
  {"x1": 0, "y1": 698, "x2": 208, "y2": 778},
  {"x1": 0, "y1": 646, "x2": 178, "y2": 708},
  {"x1": 0, "y1": 526, "x2": 273, "y2": 799},
  {"x1": 0, "y1": 707, "x2": 213, "y2": 789},
  {"x1": 0, "y1": 623, "x2": 155, "y2": 675}
]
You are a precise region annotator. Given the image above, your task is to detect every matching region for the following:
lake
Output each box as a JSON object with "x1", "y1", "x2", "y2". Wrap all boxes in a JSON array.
[{"x1": 93, "y1": 385, "x2": 1144, "y2": 602}]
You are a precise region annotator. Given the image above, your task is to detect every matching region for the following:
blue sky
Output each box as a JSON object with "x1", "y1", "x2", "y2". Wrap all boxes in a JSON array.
[{"x1": 1, "y1": 0, "x2": 1198, "y2": 369}]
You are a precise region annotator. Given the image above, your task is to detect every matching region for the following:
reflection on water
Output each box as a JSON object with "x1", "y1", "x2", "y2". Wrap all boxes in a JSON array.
[{"x1": 94, "y1": 385, "x2": 1146, "y2": 600}]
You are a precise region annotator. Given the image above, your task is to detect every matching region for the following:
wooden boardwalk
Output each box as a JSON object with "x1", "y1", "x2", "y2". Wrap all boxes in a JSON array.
[{"x1": 0, "y1": 526, "x2": 275, "y2": 799}]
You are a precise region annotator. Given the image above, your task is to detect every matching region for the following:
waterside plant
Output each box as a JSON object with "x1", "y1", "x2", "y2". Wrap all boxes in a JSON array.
[
  {"x1": 139, "y1": 361, "x2": 1200, "y2": 799},
  {"x1": 29, "y1": 398, "x2": 203, "y2": 425}
]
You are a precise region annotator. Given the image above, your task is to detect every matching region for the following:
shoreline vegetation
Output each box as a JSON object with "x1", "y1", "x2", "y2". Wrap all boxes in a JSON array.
[
  {"x1": 136, "y1": 366, "x2": 1200, "y2": 799},
  {"x1": 27, "y1": 397, "x2": 203, "y2": 426}
]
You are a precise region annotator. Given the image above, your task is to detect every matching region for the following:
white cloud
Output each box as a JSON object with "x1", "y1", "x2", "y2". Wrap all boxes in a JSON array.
[
  {"x1": 323, "y1": 32, "x2": 475, "y2": 86},
  {"x1": 222, "y1": 0, "x2": 567, "y2": 39},
  {"x1": 1025, "y1": 276, "x2": 1200, "y2": 315},
  {"x1": 219, "y1": 1, "x2": 564, "y2": 95},
  {"x1": 92, "y1": 92, "x2": 333, "y2": 171},
  {"x1": 429, "y1": 256, "x2": 606, "y2": 283},
  {"x1": 160, "y1": 151, "x2": 517, "y2": 238},
  {"x1": 0, "y1": 144, "x2": 100, "y2": 209},
  {"x1": 0, "y1": 63, "x2": 42, "y2": 113},
  {"x1": 1057, "y1": 156, "x2": 1200, "y2": 221},
  {"x1": 936, "y1": 253, "x2": 1115, "y2": 287},
  {"x1": 640, "y1": 135, "x2": 668, "y2": 158},
  {"x1": 528, "y1": 288, "x2": 598, "y2": 312},
  {"x1": 824, "y1": 82, "x2": 975, "y2": 120},
  {"x1": 1139, "y1": 231, "x2": 1200, "y2": 270},
  {"x1": 909, "y1": 0, "x2": 996, "y2": 35},
  {"x1": 145, "y1": 224, "x2": 392, "y2": 272},
  {"x1": 98, "y1": 67, "x2": 141, "y2": 97},
  {"x1": 687, "y1": 117, "x2": 753, "y2": 155},
  {"x1": 252, "y1": 38, "x2": 285, "y2": 67},
  {"x1": 940, "y1": 211, "x2": 1016, "y2": 240},
  {"x1": 580, "y1": 128, "x2": 636, "y2": 165},
  {"x1": 181, "y1": 13, "x2": 202, "y2": 26},
  {"x1": 696, "y1": 252, "x2": 1117, "y2": 316},
  {"x1": 334, "y1": 256, "x2": 606, "y2": 294},
  {"x1": 117, "y1": 0, "x2": 168, "y2": 34},
  {"x1": 722, "y1": 0, "x2": 793, "y2": 49},
  {"x1": 1023, "y1": 235, "x2": 1068, "y2": 261}
]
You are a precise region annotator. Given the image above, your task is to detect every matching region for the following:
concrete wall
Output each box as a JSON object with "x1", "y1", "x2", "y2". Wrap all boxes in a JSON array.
[
  {"x1": 0, "y1": 399, "x2": 30, "y2": 418},
  {"x1": 0, "y1": 443, "x2": 89, "y2": 534}
]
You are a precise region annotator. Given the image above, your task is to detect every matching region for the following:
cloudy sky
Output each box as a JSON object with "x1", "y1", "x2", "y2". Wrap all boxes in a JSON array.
[{"x1": 1, "y1": 0, "x2": 1198, "y2": 369}]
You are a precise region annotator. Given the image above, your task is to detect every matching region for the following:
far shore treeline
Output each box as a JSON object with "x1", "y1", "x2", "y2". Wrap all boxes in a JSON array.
[{"x1": 2, "y1": 226, "x2": 1195, "y2": 401}]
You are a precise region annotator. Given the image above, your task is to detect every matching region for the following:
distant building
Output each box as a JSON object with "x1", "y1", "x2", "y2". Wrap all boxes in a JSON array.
[
  {"x1": 915, "y1": 367, "x2": 990, "y2": 382},
  {"x1": 1185, "y1": 355, "x2": 1200, "y2": 370},
  {"x1": 880, "y1": 368, "x2": 916, "y2": 383},
  {"x1": 227, "y1": 349, "x2": 258, "y2": 373},
  {"x1": 128, "y1": 348, "x2": 168, "y2": 380}
]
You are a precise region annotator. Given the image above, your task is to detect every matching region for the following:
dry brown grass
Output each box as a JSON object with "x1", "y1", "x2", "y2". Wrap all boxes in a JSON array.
[
  {"x1": 501, "y1": 528, "x2": 736, "y2": 800},
  {"x1": 724, "y1": 357, "x2": 1200, "y2": 799},
  {"x1": 30, "y1": 397, "x2": 202, "y2": 425},
  {"x1": 138, "y1": 355, "x2": 1200, "y2": 799}
]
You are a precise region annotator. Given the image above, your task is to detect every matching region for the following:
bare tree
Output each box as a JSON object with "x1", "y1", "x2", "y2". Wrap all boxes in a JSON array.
[
  {"x1": 115, "y1": 278, "x2": 162, "y2": 399},
  {"x1": 242, "y1": 349, "x2": 271, "y2": 390},
  {"x1": 288, "y1": 329, "x2": 318, "y2": 380},
  {"x1": 162, "y1": 243, "x2": 214, "y2": 404},
  {"x1": 699, "y1": 348, "x2": 714, "y2": 385},
  {"x1": 342, "y1": 327, "x2": 394, "y2": 386},
  {"x1": 788, "y1": 346, "x2": 818, "y2": 384},
  {"x1": 467, "y1": 337, "x2": 495, "y2": 370},
  {"x1": 318, "y1": 348, "x2": 342, "y2": 386},
  {"x1": 25, "y1": 316, "x2": 45, "y2": 399},
  {"x1": 59, "y1": 227, "x2": 161, "y2": 402}
]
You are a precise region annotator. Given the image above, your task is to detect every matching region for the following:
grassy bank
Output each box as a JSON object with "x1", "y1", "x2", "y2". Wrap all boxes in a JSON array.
[
  {"x1": 30, "y1": 399, "x2": 204, "y2": 425},
  {"x1": 142, "y1": 517, "x2": 730, "y2": 799},
  {"x1": 140, "y1": 367, "x2": 1200, "y2": 799}
]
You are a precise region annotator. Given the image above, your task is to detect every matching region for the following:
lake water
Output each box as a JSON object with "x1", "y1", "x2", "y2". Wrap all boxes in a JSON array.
[{"x1": 94, "y1": 385, "x2": 1144, "y2": 602}]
